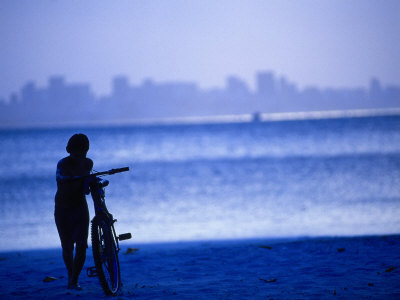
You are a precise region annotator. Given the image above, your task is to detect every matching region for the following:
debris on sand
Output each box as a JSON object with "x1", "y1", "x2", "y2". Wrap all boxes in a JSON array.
[
  {"x1": 385, "y1": 266, "x2": 397, "y2": 273},
  {"x1": 259, "y1": 278, "x2": 277, "y2": 283},
  {"x1": 125, "y1": 248, "x2": 139, "y2": 254},
  {"x1": 43, "y1": 276, "x2": 57, "y2": 282},
  {"x1": 259, "y1": 245, "x2": 272, "y2": 250}
]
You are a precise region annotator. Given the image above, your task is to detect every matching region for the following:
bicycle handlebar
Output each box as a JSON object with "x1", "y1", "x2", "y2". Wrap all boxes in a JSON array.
[
  {"x1": 63, "y1": 167, "x2": 129, "y2": 182},
  {"x1": 89, "y1": 167, "x2": 130, "y2": 177}
]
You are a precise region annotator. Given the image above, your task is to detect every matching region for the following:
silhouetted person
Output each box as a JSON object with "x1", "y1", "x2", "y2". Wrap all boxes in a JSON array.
[{"x1": 54, "y1": 134, "x2": 93, "y2": 290}]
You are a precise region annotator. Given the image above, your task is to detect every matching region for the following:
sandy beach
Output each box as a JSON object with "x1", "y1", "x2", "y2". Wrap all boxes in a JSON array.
[{"x1": 0, "y1": 235, "x2": 399, "y2": 299}]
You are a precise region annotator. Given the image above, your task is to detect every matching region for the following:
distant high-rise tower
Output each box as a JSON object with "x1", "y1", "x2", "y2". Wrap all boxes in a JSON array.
[
  {"x1": 49, "y1": 76, "x2": 65, "y2": 90},
  {"x1": 369, "y1": 77, "x2": 381, "y2": 100},
  {"x1": 21, "y1": 81, "x2": 37, "y2": 102},
  {"x1": 256, "y1": 71, "x2": 276, "y2": 98},
  {"x1": 48, "y1": 76, "x2": 66, "y2": 102},
  {"x1": 112, "y1": 76, "x2": 130, "y2": 98},
  {"x1": 226, "y1": 76, "x2": 249, "y2": 95}
]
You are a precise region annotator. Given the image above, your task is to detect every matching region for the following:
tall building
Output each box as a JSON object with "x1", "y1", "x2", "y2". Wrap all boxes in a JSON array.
[
  {"x1": 256, "y1": 71, "x2": 276, "y2": 98},
  {"x1": 369, "y1": 78, "x2": 381, "y2": 100},
  {"x1": 226, "y1": 76, "x2": 249, "y2": 95},
  {"x1": 112, "y1": 76, "x2": 130, "y2": 98}
]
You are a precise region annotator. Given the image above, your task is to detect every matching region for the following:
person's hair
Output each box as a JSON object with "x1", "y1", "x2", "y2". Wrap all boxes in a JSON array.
[{"x1": 66, "y1": 133, "x2": 90, "y2": 154}]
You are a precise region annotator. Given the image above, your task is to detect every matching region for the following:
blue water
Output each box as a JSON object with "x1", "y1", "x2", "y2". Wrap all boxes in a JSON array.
[{"x1": 1, "y1": 116, "x2": 400, "y2": 251}]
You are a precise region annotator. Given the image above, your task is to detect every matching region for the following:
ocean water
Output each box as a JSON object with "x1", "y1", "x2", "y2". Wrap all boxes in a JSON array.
[{"x1": 0, "y1": 115, "x2": 400, "y2": 251}]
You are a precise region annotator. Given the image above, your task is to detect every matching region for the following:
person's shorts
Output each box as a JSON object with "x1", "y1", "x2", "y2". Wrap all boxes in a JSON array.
[{"x1": 55, "y1": 204, "x2": 89, "y2": 250}]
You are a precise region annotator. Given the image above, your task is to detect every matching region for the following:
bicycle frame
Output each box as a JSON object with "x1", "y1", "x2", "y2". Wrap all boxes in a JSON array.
[
  {"x1": 90, "y1": 177, "x2": 121, "y2": 251},
  {"x1": 85, "y1": 167, "x2": 131, "y2": 295}
]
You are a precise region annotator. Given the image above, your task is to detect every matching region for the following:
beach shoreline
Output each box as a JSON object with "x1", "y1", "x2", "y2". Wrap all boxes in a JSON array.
[{"x1": 1, "y1": 235, "x2": 399, "y2": 299}]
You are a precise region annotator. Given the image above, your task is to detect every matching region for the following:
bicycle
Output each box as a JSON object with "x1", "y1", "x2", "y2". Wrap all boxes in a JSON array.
[{"x1": 84, "y1": 167, "x2": 132, "y2": 295}]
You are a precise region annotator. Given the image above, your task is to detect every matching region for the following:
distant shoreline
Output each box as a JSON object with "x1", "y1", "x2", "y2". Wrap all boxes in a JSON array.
[{"x1": 1, "y1": 107, "x2": 400, "y2": 131}]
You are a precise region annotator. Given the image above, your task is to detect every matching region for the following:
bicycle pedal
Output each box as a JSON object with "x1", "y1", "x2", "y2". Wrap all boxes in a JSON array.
[
  {"x1": 118, "y1": 233, "x2": 132, "y2": 241},
  {"x1": 86, "y1": 266, "x2": 98, "y2": 277}
]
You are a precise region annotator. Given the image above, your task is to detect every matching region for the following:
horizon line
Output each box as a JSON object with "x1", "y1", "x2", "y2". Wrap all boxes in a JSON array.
[{"x1": 1, "y1": 107, "x2": 400, "y2": 130}]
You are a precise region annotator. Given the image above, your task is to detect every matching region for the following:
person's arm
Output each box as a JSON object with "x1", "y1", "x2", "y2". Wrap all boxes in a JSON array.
[
  {"x1": 56, "y1": 168, "x2": 71, "y2": 182},
  {"x1": 56, "y1": 161, "x2": 80, "y2": 183},
  {"x1": 84, "y1": 159, "x2": 94, "y2": 194},
  {"x1": 88, "y1": 158, "x2": 94, "y2": 174}
]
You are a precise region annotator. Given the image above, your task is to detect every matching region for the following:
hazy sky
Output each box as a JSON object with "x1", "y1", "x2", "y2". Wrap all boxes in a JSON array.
[{"x1": 1, "y1": 0, "x2": 399, "y2": 98}]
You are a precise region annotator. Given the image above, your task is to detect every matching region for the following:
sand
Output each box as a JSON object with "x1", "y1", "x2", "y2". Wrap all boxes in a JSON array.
[{"x1": 0, "y1": 235, "x2": 399, "y2": 299}]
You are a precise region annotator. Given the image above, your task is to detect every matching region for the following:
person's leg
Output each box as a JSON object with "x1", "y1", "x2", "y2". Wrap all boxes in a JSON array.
[
  {"x1": 70, "y1": 244, "x2": 87, "y2": 286},
  {"x1": 62, "y1": 246, "x2": 74, "y2": 285},
  {"x1": 70, "y1": 206, "x2": 89, "y2": 287},
  {"x1": 55, "y1": 209, "x2": 74, "y2": 287}
]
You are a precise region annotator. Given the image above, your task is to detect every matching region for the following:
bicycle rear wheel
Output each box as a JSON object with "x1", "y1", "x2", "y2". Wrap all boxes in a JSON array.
[{"x1": 91, "y1": 217, "x2": 121, "y2": 295}]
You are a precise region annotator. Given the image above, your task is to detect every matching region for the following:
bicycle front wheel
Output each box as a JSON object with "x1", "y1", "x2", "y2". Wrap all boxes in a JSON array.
[{"x1": 91, "y1": 217, "x2": 121, "y2": 295}]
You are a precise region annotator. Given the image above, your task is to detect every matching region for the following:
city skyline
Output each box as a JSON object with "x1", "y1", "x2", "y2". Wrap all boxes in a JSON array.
[
  {"x1": 3, "y1": 68, "x2": 397, "y2": 103},
  {"x1": 1, "y1": 0, "x2": 399, "y2": 100},
  {"x1": 1, "y1": 69, "x2": 399, "y2": 127}
]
